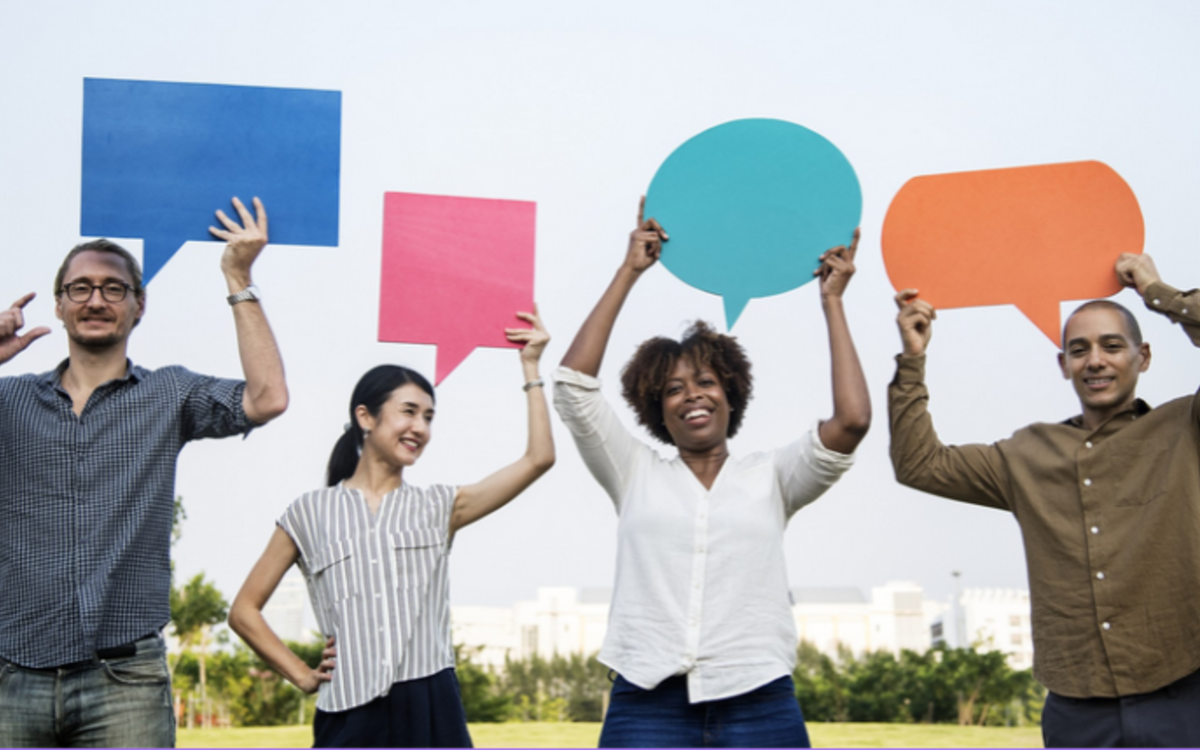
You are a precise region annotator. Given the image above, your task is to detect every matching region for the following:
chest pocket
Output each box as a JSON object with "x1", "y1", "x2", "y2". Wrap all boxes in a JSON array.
[
  {"x1": 389, "y1": 528, "x2": 443, "y2": 590},
  {"x1": 310, "y1": 539, "x2": 358, "y2": 601},
  {"x1": 1112, "y1": 436, "x2": 1170, "y2": 507}
]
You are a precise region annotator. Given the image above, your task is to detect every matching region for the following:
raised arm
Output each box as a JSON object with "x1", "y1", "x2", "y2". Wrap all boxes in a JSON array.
[
  {"x1": 0, "y1": 293, "x2": 50, "y2": 366},
  {"x1": 209, "y1": 196, "x2": 288, "y2": 424},
  {"x1": 889, "y1": 288, "x2": 1009, "y2": 509},
  {"x1": 450, "y1": 308, "x2": 555, "y2": 534},
  {"x1": 228, "y1": 527, "x2": 336, "y2": 694},
  {"x1": 559, "y1": 197, "x2": 668, "y2": 376},
  {"x1": 815, "y1": 230, "x2": 871, "y2": 454},
  {"x1": 1117, "y1": 252, "x2": 1200, "y2": 346}
]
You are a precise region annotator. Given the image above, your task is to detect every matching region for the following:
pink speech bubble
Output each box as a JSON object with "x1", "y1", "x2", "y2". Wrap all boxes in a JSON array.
[{"x1": 379, "y1": 192, "x2": 536, "y2": 384}]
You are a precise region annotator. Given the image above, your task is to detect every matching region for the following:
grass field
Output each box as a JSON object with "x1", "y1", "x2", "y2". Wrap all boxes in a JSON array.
[{"x1": 178, "y1": 721, "x2": 1043, "y2": 748}]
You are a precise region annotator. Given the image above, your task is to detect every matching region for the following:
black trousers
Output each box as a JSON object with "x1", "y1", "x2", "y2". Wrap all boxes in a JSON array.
[
  {"x1": 312, "y1": 668, "x2": 473, "y2": 748},
  {"x1": 1042, "y1": 667, "x2": 1200, "y2": 748}
]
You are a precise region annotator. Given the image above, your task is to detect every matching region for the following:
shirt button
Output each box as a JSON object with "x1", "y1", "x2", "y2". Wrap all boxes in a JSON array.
[
  {"x1": 1102, "y1": 622, "x2": 1112, "y2": 630},
  {"x1": 1091, "y1": 526, "x2": 1100, "y2": 534},
  {"x1": 1085, "y1": 441, "x2": 1093, "y2": 449},
  {"x1": 1083, "y1": 478, "x2": 1092, "y2": 486},
  {"x1": 1096, "y1": 572, "x2": 1105, "y2": 580},
  {"x1": 1184, "y1": 308, "x2": 1190, "y2": 314},
  {"x1": 1152, "y1": 298, "x2": 1161, "y2": 306}
]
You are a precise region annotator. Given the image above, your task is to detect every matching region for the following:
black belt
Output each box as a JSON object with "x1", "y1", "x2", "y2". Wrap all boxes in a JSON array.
[
  {"x1": 8, "y1": 633, "x2": 159, "y2": 672},
  {"x1": 96, "y1": 636, "x2": 148, "y2": 660}
]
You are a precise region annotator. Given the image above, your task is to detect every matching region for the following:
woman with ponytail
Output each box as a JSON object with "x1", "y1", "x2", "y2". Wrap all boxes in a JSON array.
[{"x1": 229, "y1": 310, "x2": 554, "y2": 748}]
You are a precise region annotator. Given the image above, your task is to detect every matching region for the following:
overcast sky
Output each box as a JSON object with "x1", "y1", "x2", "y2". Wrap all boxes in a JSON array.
[{"x1": 2, "y1": 1, "x2": 1198, "y2": 613}]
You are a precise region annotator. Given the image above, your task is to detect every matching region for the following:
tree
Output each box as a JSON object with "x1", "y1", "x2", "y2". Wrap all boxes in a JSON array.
[
  {"x1": 793, "y1": 641, "x2": 850, "y2": 722},
  {"x1": 170, "y1": 572, "x2": 228, "y2": 728},
  {"x1": 455, "y1": 645, "x2": 512, "y2": 722},
  {"x1": 498, "y1": 651, "x2": 610, "y2": 722}
]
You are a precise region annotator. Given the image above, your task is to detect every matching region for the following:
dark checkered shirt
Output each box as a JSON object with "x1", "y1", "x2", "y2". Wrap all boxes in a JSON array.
[{"x1": 0, "y1": 360, "x2": 252, "y2": 668}]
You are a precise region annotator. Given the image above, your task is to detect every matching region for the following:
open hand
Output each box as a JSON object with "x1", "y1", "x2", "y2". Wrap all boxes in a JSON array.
[
  {"x1": 0, "y1": 293, "x2": 51, "y2": 366},
  {"x1": 506, "y1": 305, "x2": 550, "y2": 365},
  {"x1": 625, "y1": 196, "x2": 669, "y2": 274},
  {"x1": 211, "y1": 196, "x2": 268, "y2": 286}
]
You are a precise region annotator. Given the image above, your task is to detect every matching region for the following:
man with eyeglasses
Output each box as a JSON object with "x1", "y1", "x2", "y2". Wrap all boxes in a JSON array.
[{"x1": 0, "y1": 197, "x2": 288, "y2": 747}]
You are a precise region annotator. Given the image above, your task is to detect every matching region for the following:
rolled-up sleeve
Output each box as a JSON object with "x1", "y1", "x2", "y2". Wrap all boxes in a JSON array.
[
  {"x1": 776, "y1": 422, "x2": 856, "y2": 517},
  {"x1": 553, "y1": 367, "x2": 645, "y2": 511},
  {"x1": 175, "y1": 367, "x2": 253, "y2": 440}
]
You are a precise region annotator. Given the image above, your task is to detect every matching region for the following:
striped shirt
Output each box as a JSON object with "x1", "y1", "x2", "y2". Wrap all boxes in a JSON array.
[
  {"x1": 0, "y1": 360, "x2": 251, "y2": 668},
  {"x1": 279, "y1": 482, "x2": 457, "y2": 712}
]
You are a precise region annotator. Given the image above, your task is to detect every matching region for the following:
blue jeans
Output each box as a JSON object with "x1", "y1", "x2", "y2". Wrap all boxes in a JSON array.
[
  {"x1": 0, "y1": 634, "x2": 175, "y2": 748},
  {"x1": 599, "y1": 674, "x2": 810, "y2": 748}
]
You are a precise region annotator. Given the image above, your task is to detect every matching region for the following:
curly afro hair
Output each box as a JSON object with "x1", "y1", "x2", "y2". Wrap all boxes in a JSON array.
[{"x1": 620, "y1": 321, "x2": 753, "y2": 445}]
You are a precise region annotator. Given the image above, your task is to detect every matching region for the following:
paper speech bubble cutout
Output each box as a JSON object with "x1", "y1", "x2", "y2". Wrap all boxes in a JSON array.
[
  {"x1": 81, "y1": 78, "x2": 341, "y2": 283},
  {"x1": 379, "y1": 193, "x2": 535, "y2": 384},
  {"x1": 882, "y1": 161, "x2": 1144, "y2": 343},
  {"x1": 644, "y1": 118, "x2": 861, "y2": 327}
]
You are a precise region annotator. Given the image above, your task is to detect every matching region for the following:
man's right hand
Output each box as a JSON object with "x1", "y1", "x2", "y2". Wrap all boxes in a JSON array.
[
  {"x1": 0, "y1": 293, "x2": 51, "y2": 366},
  {"x1": 895, "y1": 288, "x2": 936, "y2": 357},
  {"x1": 624, "y1": 196, "x2": 669, "y2": 275}
]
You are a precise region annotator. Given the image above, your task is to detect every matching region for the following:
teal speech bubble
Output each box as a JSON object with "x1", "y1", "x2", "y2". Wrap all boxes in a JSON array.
[{"x1": 644, "y1": 119, "x2": 861, "y2": 327}]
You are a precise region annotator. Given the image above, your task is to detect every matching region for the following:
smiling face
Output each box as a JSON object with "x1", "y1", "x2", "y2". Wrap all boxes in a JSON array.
[
  {"x1": 357, "y1": 383, "x2": 435, "y2": 469},
  {"x1": 660, "y1": 357, "x2": 732, "y2": 456},
  {"x1": 55, "y1": 249, "x2": 144, "y2": 350},
  {"x1": 1058, "y1": 305, "x2": 1150, "y2": 428}
]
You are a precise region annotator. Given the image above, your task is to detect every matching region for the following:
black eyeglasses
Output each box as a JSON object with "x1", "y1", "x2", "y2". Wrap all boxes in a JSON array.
[{"x1": 60, "y1": 281, "x2": 135, "y2": 303}]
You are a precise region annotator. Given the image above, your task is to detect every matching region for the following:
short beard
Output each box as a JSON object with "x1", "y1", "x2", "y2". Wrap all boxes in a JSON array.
[{"x1": 66, "y1": 328, "x2": 127, "y2": 350}]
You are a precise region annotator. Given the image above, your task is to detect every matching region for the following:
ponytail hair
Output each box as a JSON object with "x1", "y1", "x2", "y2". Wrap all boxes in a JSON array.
[{"x1": 326, "y1": 365, "x2": 436, "y2": 486}]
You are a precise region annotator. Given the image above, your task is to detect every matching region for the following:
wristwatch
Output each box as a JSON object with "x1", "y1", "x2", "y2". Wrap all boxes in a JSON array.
[{"x1": 227, "y1": 284, "x2": 261, "y2": 306}]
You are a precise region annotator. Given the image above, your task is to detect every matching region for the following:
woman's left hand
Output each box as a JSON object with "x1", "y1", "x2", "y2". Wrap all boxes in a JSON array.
[
  {"x1": 506, "y1": 304, "x2": 550, "y2": 364},
  {"x1": 814, "y1": 228, "x2": 860, "y2": 300}
]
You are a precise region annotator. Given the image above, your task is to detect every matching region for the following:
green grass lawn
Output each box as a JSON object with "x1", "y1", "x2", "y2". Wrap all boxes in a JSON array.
[{"x1": 178, "y1": 721, "x2": 1043, "y2": 748}]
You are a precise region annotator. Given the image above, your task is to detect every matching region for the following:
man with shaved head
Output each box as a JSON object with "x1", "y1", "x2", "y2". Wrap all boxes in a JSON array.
[{"x1": 889, "y1": 252, "x2": 1200, "y2": 747}]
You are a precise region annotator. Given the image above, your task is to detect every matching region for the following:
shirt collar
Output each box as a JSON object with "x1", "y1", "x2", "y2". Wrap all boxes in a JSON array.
[
  {"x1": 1063, "y1": 398, "x2": 1152, "y2": 429},
  {"x1": 43, "y1": 358, "x2": 142, "y2": 388}
]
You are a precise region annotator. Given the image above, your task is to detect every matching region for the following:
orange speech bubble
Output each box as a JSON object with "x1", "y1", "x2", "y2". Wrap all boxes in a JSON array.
[{"x1": 882, "y1": 161, "x2": 1144, "y2": 343}]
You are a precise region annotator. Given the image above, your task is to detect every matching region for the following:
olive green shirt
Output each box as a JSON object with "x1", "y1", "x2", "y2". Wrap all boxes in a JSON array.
[{"x1": 889, "y1": 281, "x2": 1200, "y2": 698}]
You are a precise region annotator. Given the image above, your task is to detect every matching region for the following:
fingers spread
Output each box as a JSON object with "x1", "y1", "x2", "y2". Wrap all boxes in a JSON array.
[
  {"x1": 214, "y1": 209, "x2": 239, "y2": 231},
  {"x1": 252, "y1": 196, "x2": 268, "y2": 233},
  {"x1": 21, "y1": 327, "x2": 51, "y2": 347},
  {"x1": 232, "y1": 196, "x2": 255, "y2": 225}
]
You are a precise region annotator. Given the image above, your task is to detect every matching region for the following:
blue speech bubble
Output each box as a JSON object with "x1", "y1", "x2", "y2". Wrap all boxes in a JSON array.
[
  {"x1": 81, "y1": 78, "x2": 341, "y2": 282},
  {"x1": 644, "y1": 119, "x2": 861, "y2": 327}
]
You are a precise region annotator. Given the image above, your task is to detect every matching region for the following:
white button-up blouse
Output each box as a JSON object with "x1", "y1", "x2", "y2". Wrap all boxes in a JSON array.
[
  {"x1": 554, "y1": 367, "x2": 855, "y2": 703},
  {"x1": 279, "y1": 482, "x2": 457, "y2": 712}
]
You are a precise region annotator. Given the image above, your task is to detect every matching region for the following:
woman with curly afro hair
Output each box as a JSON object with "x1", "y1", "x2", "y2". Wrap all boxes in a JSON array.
[{"x1": 553, "y1": 199, "x2": 870, "y2": 748}]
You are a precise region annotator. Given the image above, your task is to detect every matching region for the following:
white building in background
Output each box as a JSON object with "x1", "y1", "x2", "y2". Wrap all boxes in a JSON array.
[
  {"x1": 930, "y1": 588, "x2": 1034, "y2": 670},
  {"x1": 453, "y1": 580, "x2": 1033, "y2": 672},
  {"x1": 791, "y1": 581, "x2": 932, "y2": 656},
  {"x1": 452, "y1": 586, "x2": 609, "y2": 671},
  {"x1": 261, "y1": 569, "x2": 314, "y2": 644}
]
